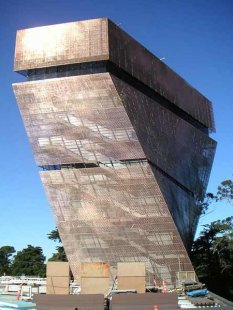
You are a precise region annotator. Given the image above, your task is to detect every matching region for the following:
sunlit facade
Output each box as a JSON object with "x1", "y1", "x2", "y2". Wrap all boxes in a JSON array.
[{"x1": 13, "y1": 18, "x2": 216, "y2": 286}]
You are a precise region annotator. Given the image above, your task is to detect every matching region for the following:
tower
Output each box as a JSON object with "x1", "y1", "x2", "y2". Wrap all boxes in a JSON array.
[{"x1": 13, "y1": 18, "x2": 216, "y2": 286}]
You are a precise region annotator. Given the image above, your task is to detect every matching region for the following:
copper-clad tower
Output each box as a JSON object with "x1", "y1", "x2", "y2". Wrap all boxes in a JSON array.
[{"x1": 13, "y1": 18, "x2": 216, "y2": 286}]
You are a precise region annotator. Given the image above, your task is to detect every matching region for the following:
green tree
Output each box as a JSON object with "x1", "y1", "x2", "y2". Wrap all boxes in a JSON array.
[
  {"x1": 10, "y1": 245, "x2": 46, "y2": 277},
  {"x1": 47, "y1": 228, "x2": 62, "y2": 243},
  {"x1": 217, "y1": 179, "x2": 233, "y2": 203},
  {"x1": 47, "y1": 228, "x2": 67, "y2": 262},
  {"x1": 0, "y1": 246, "x2": 15, "y2": 275},
  {"x1": 198, "y1": 192, "x2": 216, "y2": 215},
  {"x1": 191, "y1": 216, "x2": 233, "y2": 301}
]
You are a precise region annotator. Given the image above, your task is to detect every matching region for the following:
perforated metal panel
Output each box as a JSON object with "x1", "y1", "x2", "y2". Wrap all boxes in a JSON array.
[
  {"x1": 108, "y1": 20, "x2": 215, "y2": 131},
  {"x1": 13, "y1": 18, "x2": 216, "y2": 287},
  {"x1": 111, "y1": 75, "x2": 216, "y2": 199},
  {"x1": 14, "y1": 18, "x2": 109, "y2": 71},
  {"x1": 14, "y1": 18, "x2": 215, "y2": 132},
  {"x1": 40, "y1": 162, "x2": 194, "y2": 285},
  {"x1": 13, "y1": 73, "x2": 144, "y2": 166}
]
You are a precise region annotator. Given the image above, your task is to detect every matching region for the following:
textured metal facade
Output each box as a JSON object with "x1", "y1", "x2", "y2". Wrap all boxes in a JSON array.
[
  {"x1": 13, "y1": 73, "x2": 144, "y2": 166},
  {"x1": 111, "y1": 75, "x2": 216, "y2": 200},
  {"x1": 13, "y1": 18, "x2": 216, "y2": 287},
  {"x1": 40, "y1": 163, "x2": 194, "y2": 285},
  {"x1": 108, "y1": 20, "x2": 215, "y2": 131},
  {"x1": 14, "y1": 18, "x2": 109, "y2": 71}
]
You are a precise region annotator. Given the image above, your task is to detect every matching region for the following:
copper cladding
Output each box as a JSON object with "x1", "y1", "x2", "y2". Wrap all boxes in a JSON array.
[{"x1": 13, "y1": 18, "x2": 216, "y2": 286}]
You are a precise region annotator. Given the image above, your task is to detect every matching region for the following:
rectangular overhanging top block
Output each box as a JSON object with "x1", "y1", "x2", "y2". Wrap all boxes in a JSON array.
[
  {"x1": 107, "y1": 20, "x2": 215, "y2": 131},
  {"x1": 117, "y1": 262, "x2": 146, "y2": 277},
  {"x1": 47, "y1": 261, "x2": 70, "y2": 277},
  {"x1": 14, "y1": 18, "x2": 215, "y2": 130},
  {"x1": 14, "y1": 18, "x2": 109, "y2": 71}
]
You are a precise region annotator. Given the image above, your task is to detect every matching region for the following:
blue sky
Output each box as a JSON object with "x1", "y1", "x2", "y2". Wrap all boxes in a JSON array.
[{"x1": 0, "y1": 0, "x2": 232, "y2": 259}]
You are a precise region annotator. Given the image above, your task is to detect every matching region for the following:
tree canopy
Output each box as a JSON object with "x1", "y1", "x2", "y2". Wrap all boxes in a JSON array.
[
  {"x1": 0, "y1": 246, "x2": 15, "y2": 275},
  {"x1": 191, "y1": 216, "x2": 233, "y2": 301},
  {"x1": 217, "y1": 179, "x2": 233, "y2": 203},
  {"x1": 47, "y1": 228, "x2": 62, "y2": 243},
  {"x1": 10, "y1": 245, "x2": 46, "y2": 277},
  {"x1": 47, "y1": 227, "x2": 67, "y2": 262}
]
